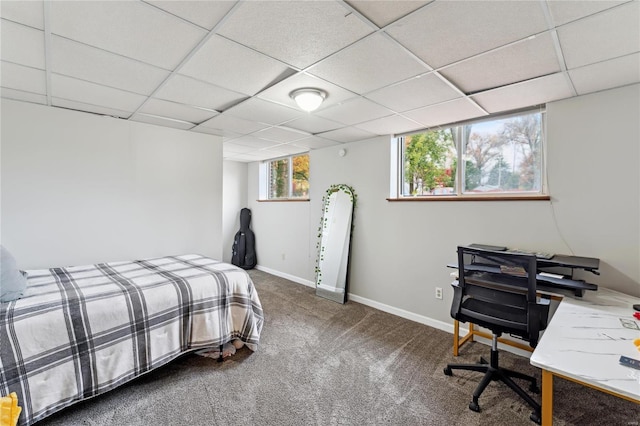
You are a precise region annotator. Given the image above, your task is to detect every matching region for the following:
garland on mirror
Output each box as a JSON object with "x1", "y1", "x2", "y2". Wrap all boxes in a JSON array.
[{"x1": 314, "y1": 184, "x2": 357, "y2": 286}]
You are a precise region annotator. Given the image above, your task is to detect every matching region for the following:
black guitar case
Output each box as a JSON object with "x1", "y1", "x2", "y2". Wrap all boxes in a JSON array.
[{"x1": 231, "y1": 208, "x2": 257, "y2": 270}]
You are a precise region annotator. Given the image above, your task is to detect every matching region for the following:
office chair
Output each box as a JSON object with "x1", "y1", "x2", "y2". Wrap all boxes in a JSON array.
[{"x1": 443, "y1": 246, "x2": 550, "y2": 424}]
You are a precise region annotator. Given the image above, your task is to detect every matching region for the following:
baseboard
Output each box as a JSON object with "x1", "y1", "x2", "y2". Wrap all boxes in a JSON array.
[
  {"x1": 255, "y1": 265, "x2": 315, "y2": 288},
  {"x1": 346, "y1": 293, "x2": 467, "y2": 336},
  {"x1": 253, "y1": 266, "x2": 531, "y2": 357},
  {"x1": 254, "y1": 265, "x2": 466, "y2": 336}
]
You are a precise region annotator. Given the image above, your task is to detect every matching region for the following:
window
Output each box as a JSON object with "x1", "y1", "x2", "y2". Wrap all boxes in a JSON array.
[
  {"x1": 397, "y1": 110, "x2": 545, "y2": 198},
  {"x1": 262, "y1": 154, "x2": 309, "y2": 200}
]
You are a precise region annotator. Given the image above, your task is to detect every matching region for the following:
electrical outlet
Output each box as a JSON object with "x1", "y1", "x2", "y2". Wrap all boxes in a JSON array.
[{"x1": 435, "y1": 287, "x2": 443, "y2": 300}]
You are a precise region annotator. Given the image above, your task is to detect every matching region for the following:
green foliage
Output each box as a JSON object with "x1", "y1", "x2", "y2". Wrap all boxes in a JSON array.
[
  {"x1": 404, "y1": 130, "x2": 454, "y2": 194},
  {"x1": 464, "y1": 160, "x2": 481, "y2": 190},
  {"x1": 315, "y1": 184, "x2": 356, "y2": 286}
]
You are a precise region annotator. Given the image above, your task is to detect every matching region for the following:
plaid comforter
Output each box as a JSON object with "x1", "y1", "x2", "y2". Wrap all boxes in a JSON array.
[{"x1": 0, "y1": 254, "x2": 263, "y2": 426}]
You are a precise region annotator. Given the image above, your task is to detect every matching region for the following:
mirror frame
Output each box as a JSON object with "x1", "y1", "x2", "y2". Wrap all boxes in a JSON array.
[{"x1": 315, "y1": 184, "x2": 357, "y2": 304}]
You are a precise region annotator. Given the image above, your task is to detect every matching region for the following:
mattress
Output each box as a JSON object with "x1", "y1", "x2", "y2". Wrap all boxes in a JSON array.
[{"x1": 0, "y1": 254, "x2": 264, "y2": 425}]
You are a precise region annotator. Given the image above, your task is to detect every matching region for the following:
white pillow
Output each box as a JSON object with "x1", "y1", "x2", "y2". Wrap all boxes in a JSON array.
[{"x1": 1, "y1": 245, "x2": 28, "y2": 303}]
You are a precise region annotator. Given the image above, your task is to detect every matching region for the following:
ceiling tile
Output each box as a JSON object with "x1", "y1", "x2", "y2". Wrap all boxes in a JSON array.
[
  {"x1": 223, "y1": 142, "x2": 258, "y2": 155},
  {"x1": 179, "y1": 34, "x2": 294, "y2": 96},
  {"x1": 315, "y1": 97, "x2": 394, "y2": 126},
  {"x1": 231, "y1": 135, "x2": 281, "y2": 149},
  {"x1": 471, "y1": 73, "x2": 574, "y2": 114},
  {"x1": 130, "y1": 113, "x2": 195, "y2": 130},
  {"x1": 316, "y1": 126, "x2": 377, "y2": 143},
  {"x1": 354, "y1": 114, "x2": 423, "y2": 135},
  {"x1": 261, "y1": 143, "x2": 308, "y2": 157},
  {"x1": 253, "y1": 126, "x2": 308, "y2": 143},
  {"x1": 345, "y1": 0, "x2": 430, "y2": 28},
  {"x1": 198, "y1": 113, "x2": 269, "y2": 134},
  {"x1": 52, "y1": 97, "x2": 132, "y2": 119},
  {"x1": 224, "y1": 152, "x2": 264, "y2": 162},
  {"x1": 257, "y1": 72, "x2": 358, "y2": 111},
  {"x1": 51, "y1": 74, "x2": 146, "y2": 113},
  {"x1": 154, "y1": 74, "x2": 247, "y2": 111},
  {"x1": 386, "y1": 1, "x2": 548, "y2": 68},
  {"x1": 1, "y1": 61, "x2": 46, "y2": 94},
  {"x1": 1, "y1": 19, "x2": 45, "y2": 69},
  {"x1": 224, "y1": 97, "x2": 304, "y2": 125},
  {"x1": 292, "y1": 136, "x2": 342, "y2": 150},
  {"x1": 50, "y1": 1, "x2": 207, "y2": 70},
  {"x1": 191, "y1": 125, "x2": 241, "y2": 139},
  {"x1": 365, "y1": 73, "x2": 460, "y2": 112},
  {"x1": 51, "y1": 36, "x2": 170, "y2": 96},
  {"x1": 569, "y1": 53, "x2": 640, "y2": 95},
  {"x1": 403, "y1": 98, "x2": 487, "y2": 128},
  {"x1": 558, "y1": 1, "x2": 640, "y2": 69},
  {"x1": 217, "y1": 1, "x2": 373, "y2": 69},
  {"x1": 0, "y1": 0, "x2": 44, "y2": 29},
  {"x1": 138, "y1": 98, "x2": 218, "y2": 123},
  {"x1": 281, "y1": 115, "x2": 344, "y2": 134},
  {"x1": 145, "y1": 0, "x2": 237, "y2": 30},
  {"x1": 308, "y1": 33, "x2": 429, "y2": 94},
  {"x1": 1, "y1": 87, "x2": 47, "y2": 105},
  {"x1": 547, "y1": 0, "x2": 627, "y2": 26},
  {"x1": 440, "y1": 32, "x2": 561, "y2": 94}
]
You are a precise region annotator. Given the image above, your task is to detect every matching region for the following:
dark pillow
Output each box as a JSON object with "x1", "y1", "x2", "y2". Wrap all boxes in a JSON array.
[{"x1": 1, "y1": 245, "x2": 28, "y2": 303}]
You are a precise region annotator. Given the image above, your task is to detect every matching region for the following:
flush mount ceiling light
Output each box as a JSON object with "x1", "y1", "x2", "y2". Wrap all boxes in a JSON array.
[{"x1": 290, "y1": 88, "x2": 327, "y2": 112}]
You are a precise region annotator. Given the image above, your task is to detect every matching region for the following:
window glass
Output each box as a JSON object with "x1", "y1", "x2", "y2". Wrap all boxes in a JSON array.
[
  {"x1": 400, "y1": 110, "x2": 544, "y2": 197},
  {"x1": 291, "y1": 154, "x2": 309, "y2": 198},
  {"x1": 462, "y1": 113, "x2": 542, "y2": 194},
  {"x1": 403, "y1": 129, "x2": 455, "y2": 196},
  {"x1": 269, "y1": 158, "x2": 289, "y2": 199},
  {"x1": 266, "y1": 154, "x2": 309, "y2": 199}
]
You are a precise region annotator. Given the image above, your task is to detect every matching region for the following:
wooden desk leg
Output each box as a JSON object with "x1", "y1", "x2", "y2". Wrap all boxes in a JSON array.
[
  {"x1": 453, "y1": 320, "x2": 459, "y2": 356},
  {"x1": 541, "y1": 369, "x2": 553, "y2": 426}
]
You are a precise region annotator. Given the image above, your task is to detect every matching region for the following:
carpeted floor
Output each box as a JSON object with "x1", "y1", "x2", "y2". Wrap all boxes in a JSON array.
[{"x1": 39, "y1": 269, "x2": 639, "y2": 425}]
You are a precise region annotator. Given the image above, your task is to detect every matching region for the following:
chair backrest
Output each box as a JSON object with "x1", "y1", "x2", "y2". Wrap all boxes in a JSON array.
[{"x1": 451, "y1": 246, "x2": 549, "y2": 347}]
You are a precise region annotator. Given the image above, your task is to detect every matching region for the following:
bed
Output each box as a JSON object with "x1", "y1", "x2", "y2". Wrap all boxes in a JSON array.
[{"x1": 0, "y1": 254, "x2": 264, "y2": 426}]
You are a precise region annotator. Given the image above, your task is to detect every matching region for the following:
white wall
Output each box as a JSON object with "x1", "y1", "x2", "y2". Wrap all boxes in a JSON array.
[
  {"x1": 1, "y1": 99, "x2": 224, "y2": 268},
  {"x1": 222, "y1": 160, "x2": 248, "y2": 263},
  {"x1": 248, "y1": 84, "x2": 640, "y2": 326},
  {"x1": 247, "y1": 163, "x2": 312, "y2": 282}
]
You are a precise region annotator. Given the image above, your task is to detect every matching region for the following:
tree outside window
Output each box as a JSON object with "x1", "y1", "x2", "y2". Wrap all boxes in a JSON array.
[
  {"x1": 268, "y1": 154, "x2": 309, "y2": 199},
  {"x1": 402, "y1": 111, "x2": 544, "y2": 196}
]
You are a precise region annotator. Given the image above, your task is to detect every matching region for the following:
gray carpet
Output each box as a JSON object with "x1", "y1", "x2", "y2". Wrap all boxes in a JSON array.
[{"x1": 39, "y1": 270, "x2": 639, "y2": 425}]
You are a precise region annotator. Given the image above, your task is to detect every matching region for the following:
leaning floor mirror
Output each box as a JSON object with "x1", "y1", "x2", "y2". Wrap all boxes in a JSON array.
[{"x1": 315, "y1": 184, "x2": 356, "y2": 304}]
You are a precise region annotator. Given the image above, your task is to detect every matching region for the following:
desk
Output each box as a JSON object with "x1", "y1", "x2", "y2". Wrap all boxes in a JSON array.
[{"x1": 530, "y1": 287, "x2": 640, "y2": 425}]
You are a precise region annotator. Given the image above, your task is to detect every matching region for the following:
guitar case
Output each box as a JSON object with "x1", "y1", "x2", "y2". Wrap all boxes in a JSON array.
[{"x1": 231, "y1": 208, "x2": 257, "y2": 270}]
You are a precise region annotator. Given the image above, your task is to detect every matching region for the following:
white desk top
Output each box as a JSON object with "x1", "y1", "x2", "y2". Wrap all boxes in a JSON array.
[{"x1": 530, "y1": 287, "x2": 640, "y2": 402}]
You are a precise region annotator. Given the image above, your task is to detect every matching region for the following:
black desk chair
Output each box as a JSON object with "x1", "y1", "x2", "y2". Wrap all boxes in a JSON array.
[{"x1": 444, "y1": 246, "x2": 550, "y2": 424}]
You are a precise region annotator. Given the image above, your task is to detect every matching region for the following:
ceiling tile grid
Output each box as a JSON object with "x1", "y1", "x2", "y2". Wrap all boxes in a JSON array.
[
  {"x1": 50, "y1": 36, "x2": 171, "y2": 96},
  {"x1": 49, "y1": 1, "x2": 207, "y2": 70},
  {"x1": 307, "y1": 32, "x2": 430, "y2": 94},
  {"x1": 439, "y1": 33, "x2": 562, "y2": 94},
  {"x1": 0, "y1": 0, "x2": 44, "y2": 30},
  {"x1": 556, "y1": 1, "x2": 640, "y2": 70},
  {"x1": 1, "y1": 61, "x2": 46, "y2": 95},
  {"x1": 1, "y1": 19, "x2": 46, "y2": 69},
  {"x1": 178, "y1": 34, "x2": 295, "y2": 96},
  {"x1": 216, "y1": 1, "x2": 374, "y2": 69},
  {"x1": 385, "y1": 0, "x2": 549, "y2": 69},
  {"x1": 1, "y1": 0, "x2": 638, "y2": 162}
]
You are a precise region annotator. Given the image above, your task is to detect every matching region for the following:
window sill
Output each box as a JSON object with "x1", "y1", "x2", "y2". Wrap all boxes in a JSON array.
[
  {"x1": 387, "y1": 195, "x2": 550, "y2": 202},
  {"x1": 257, "y1": 199, "x2": 310, "y2": 202}
]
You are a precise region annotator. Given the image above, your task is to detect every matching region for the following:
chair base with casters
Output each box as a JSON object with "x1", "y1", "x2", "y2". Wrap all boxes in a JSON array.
[{"x1": 444, "y1": 333, "x2": 541, "y2": 424}]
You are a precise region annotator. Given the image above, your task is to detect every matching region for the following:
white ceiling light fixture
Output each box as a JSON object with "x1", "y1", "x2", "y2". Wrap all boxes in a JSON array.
[{"x1": 290, "y1": 88, "x2": 327, "y2": 112}]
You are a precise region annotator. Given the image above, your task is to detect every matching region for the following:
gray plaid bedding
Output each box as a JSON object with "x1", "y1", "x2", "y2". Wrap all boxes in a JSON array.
[{"x1": 0, "y1": 254, "x2": 263, "y2": 426}]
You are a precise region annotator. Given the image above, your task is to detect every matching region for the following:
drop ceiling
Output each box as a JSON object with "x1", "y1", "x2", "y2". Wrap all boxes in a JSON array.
[{"x1": 1, "y1": 0, "x2": 638, "y2": 162}]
